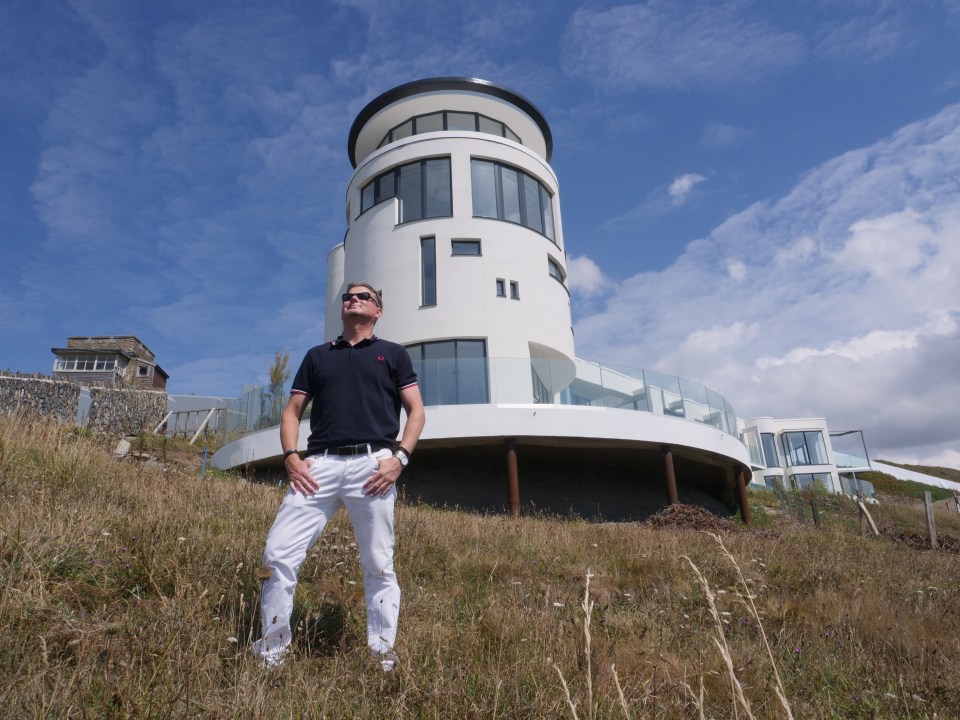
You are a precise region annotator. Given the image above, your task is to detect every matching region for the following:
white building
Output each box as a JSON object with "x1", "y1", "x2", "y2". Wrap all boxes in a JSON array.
[
  {"x1": 213, "y1": 78, "x2": 764, "y2": 520},
  {"x1": 740, "y1": 417, "x2": 876, "y2": 497}
]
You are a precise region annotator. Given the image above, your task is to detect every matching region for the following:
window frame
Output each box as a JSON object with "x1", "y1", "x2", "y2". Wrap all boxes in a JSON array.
[
  {"x1": 378, "y1": 110, "x2": 523, "y2": 148},
  {"x1": 358, "y1": 157, "x2": 452, "y2": 223},
  {"x1": 509, "y1": 280, "x2": 520, "y2": 300},
  {"x1": 781, "y1": 431, "x2": 829, "y2": 467},
  {"x1": 760, "y1": 432, "x2": 780, "y2": 468},
  {"x1": 420, "y1": 236, "x2": 437, "y2": 307},
  {"x1": 495, "y1": 278, "x2": 506, "y2": 297},
  {"x1": 405, "y1": 338, "x2": 489, "y2": 406},
  {"x1": 54, "y1": 353, "x2": 118, "y2": 372},
  {"x1": 470, "y1": 158, "x2": 557, "y2": 244},
  {"x1": 451, "y1": 239, "x2": 482, "y2": 256}
]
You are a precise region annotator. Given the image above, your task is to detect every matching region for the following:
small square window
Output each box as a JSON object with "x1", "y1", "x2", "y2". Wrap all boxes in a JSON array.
[
  {"x1": 496, "y1": 279, "x2": 506, "y2": 297},
  {"x1": 510, "y1": 281, "x2": 520, "y2": 299},
  {"x1": 138, "y1": 365, "x2": 149, "y2": 376},
  {"x1": 452, "y1": 239, "x2": 481, "y2": 256}
]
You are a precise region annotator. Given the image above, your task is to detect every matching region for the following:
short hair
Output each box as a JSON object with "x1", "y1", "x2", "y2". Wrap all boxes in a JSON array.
[{"x1": 346, "y1": 281, "x2": 383, "y2": 309}]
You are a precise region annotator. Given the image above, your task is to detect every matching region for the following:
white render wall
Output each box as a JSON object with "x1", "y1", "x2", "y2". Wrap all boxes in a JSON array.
[{"x1": 329, "y1": 112, "x2": 574, "y2": 381}]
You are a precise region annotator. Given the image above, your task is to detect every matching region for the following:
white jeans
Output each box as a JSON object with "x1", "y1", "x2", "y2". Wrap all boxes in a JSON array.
[{"x1": 253, "y1": 449, "x2": 399, "y2": 661}]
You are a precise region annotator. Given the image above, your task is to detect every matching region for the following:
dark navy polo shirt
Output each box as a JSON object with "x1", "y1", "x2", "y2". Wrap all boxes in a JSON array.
[{"x1": 290, "y1": 335, "x2": 418, "y2": 455}]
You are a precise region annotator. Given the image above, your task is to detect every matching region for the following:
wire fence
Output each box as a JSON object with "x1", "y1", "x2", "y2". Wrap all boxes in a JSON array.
[{"x1": 764, "y1": 482, "x2": 960, "y2": 550}]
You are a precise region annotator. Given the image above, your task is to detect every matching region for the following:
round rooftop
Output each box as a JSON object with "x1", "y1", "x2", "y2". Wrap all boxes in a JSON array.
[{"x1": 347, "y1": 77, "x2": 553, "y2": 168}]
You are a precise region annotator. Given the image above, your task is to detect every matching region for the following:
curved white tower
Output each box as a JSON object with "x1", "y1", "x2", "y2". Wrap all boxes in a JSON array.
[
  {"x1": 214, "y1": 77, "x2": 756, "y2": 523},
  {"x1": 328, "y1": 78, "x2": 575, "y2": 402}
]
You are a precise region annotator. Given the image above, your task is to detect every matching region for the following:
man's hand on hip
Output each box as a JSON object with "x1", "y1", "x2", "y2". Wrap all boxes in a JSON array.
[
  {"x1": 285, "y1": 455, "x2": 318, "y2": 495},
  {"x1": 364, "y1": 456, "x2": 402, "y2": 497}
]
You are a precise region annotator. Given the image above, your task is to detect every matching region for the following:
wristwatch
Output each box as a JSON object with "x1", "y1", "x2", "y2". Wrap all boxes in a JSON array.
[
  {"x1": 283, "y1": 449, "x2": 298, "y2": 459},
  {"x1": 393, "y1": 447, "x2": 410, "y2": 467}
]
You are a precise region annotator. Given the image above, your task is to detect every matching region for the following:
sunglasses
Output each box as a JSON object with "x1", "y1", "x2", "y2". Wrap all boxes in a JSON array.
[{"x1": 342, "y1": 291, "x2": 379, "y2": 306}]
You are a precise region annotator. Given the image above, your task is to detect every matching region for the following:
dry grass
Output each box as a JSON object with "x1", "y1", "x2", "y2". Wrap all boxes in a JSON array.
[{"x1": 2, "y1": 413, "x2": 960, "y2": 718}]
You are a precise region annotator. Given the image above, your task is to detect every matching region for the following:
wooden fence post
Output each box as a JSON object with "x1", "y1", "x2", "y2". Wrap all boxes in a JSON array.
[
  {"x1": 810, "y1": 498, "x2": 821, "y2": 529},
  {"x1": 924, "y1": 491, "x2": 938, "y2": 549}
]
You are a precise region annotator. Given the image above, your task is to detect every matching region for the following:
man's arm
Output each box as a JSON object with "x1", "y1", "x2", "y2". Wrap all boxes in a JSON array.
[
  {"x1": 281, "y1": 393, "x2": 318, "y2": 495},
  {"x1": 363, "y1": 384, "x2": 426, "y2": 497},
  {"x1": 397, "y1": 384, "x2": 425, "y2": 456}
]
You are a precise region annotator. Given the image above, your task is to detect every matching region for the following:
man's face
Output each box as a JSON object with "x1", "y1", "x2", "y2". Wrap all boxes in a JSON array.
[{"x1": 342, "y1": 285, "x2": 382, "y2": 322}]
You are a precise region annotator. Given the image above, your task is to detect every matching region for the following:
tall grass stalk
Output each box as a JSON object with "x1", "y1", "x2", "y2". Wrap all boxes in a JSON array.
[
  {"x1": 684, "y1": 555, "x2": 755, "y2": 720},
  {"x1": 710, "y1": 532, "x2": 795, "y2": 720}
]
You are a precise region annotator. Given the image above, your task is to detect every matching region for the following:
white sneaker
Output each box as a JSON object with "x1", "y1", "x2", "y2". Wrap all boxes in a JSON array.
[
  {"x1": 377, "y1": 650, "x2": 399, "y2": 673},
  {"x1": 253, "y1": 645, "x2": 286, "y2": 669}
]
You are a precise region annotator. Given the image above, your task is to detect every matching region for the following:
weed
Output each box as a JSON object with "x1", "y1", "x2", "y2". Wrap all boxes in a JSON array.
[{"x1": 1, "y1": 414, "x2": 959, "y2": 717}]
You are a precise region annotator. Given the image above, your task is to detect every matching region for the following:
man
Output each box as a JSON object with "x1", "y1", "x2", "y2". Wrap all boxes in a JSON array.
[{"x1": 253, "y1": 282, "x2": 425, "y2": 671}]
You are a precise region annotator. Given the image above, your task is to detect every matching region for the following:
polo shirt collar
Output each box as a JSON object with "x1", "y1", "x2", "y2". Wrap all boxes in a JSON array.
[{"x1": 331, "y1": 335, "x2": 379, "y2": 349}]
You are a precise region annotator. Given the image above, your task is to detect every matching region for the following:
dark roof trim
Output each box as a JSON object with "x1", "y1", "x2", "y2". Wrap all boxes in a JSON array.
[
  {"x1": 52, "y1": 347, "x2": 135, "y2": 359},
  {"x1": 348, "y1": 77, "x2": 552, "y2": 168}
]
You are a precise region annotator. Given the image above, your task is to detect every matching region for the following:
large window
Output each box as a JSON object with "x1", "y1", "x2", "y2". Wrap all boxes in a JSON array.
[
  {"x1": 54, "y1": 354, "x2": 119, "y2": 372},
  {"x1": 761, "y1": 433, "x2": 780, "y2": 468},
  {"x1": 781, "y1": 431, "x2": 829, "y2": 466},
  {"x1": 406, "y1": 339, "x2": 488, "y2": 406},
  {"x1": 471, "y1": 159, "x2": 556, "y2": 242},
  {"x1": 360, "y1": 158, "x2": 451, "y2": 223},
  {"x1": 790, "y1": 472, "x2": 832, "y2": 491},
  {"x1": 378, "y1": 111, "x2": 521, "y2": 148}
]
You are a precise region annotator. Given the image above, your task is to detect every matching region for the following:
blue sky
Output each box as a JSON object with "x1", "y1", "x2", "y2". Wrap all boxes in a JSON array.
[{"x1": 2, "y1": 0, "x2": 959, "y2": 468}]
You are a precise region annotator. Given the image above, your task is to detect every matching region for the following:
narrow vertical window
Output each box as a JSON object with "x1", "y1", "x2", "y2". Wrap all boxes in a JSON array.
[
  {"x1": 500, "y1": 166, "x2": 522, "y2": 223},
  {"x1": 421, "y1": 236, "x2": 436, "y2": 306},
  {"x1": 424, "y1": 158, "x2": 451, "y2": 218},
  {"x1": 399, "y1": 162, "x2": 423, "y2": 223},
  {"x1": 471, "y1": 160, "x2": 498, "y2": 218},
  {"x1": 509, "y1": 280, "x2": 519, "y2": 299},
  {"x1": 541, "y1": 185, "x2": 555, "y2": 241},
  {"x1": 496, "y1": 278, "x2": 506, "y2": 297},
  {"x1": 523, "y1": 174, "x2": 543, "y2": 234}
]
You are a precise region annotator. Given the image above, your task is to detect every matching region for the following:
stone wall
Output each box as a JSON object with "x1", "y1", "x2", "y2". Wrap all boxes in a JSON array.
[
  {"x1": 0, "y1": 375, "x2": 167, "y2": 434},
  {"x1": 67, "y1": 336, "x2": 155, "y2": 361},
  {"x1": 87, "y1": 387, "x2": 167, "y2": 434},
  {"x1": 0, "y1": 376, "x2": 80, "y2": 423}
]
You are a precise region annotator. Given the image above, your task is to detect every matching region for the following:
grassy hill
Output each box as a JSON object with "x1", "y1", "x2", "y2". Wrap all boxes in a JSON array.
[
  {"x1": 875, "y1": 458, "x2": 960, "y2": 485},
  {"x1": 2, "y1": 415, "x2": 959, "y2": 718}
]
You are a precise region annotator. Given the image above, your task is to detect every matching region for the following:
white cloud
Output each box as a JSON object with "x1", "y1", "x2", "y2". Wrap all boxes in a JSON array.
[
  {"x1": 566, "y1": 255, "x2": 610, "y2": 297},
  {"x1": 562, "y1": 2, "x2": 806, "y2": 89},
  {"x1": 726, "y1": 259, "x2": 747, "y2": 281},
  {"x1": 668, "y1": 173, "x2": 707, "y2": 205},
  {"x1": 831, "y1": 209, "x2": 937, "y2": 279},
  {"x1": 574, "y1": 102, "x2": 960, "y2": 463},
  {"x1": 773, "y1": 236, "x2": 817, "y2": 266}
]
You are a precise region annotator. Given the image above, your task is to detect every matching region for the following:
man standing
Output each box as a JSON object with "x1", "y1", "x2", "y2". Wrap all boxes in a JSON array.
[{"x1": 253, "y1": 282, "x2": 425, "y2": 671}]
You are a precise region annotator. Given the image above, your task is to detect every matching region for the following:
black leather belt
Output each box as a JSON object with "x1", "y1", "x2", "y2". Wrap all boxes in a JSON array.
[{"x1": 320, "y1": 443, "x2": 391, "y2": 456}]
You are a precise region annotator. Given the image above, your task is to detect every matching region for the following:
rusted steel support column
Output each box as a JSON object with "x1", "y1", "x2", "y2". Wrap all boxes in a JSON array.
[
  {"x1": 661, "y1": 445, "x2": 679, "y2": 506},
  {"x1": 506, "y1": 437, "x2": 520, "y2": 518},
  {"x1": 735, "y1": 466, "x2": 751, "y2": 525}
]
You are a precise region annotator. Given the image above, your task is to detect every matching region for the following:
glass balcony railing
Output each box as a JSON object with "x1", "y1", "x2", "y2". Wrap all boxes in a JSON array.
[{"x1": 220, "y1": 357, "x2": 739, "y2": 443}]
